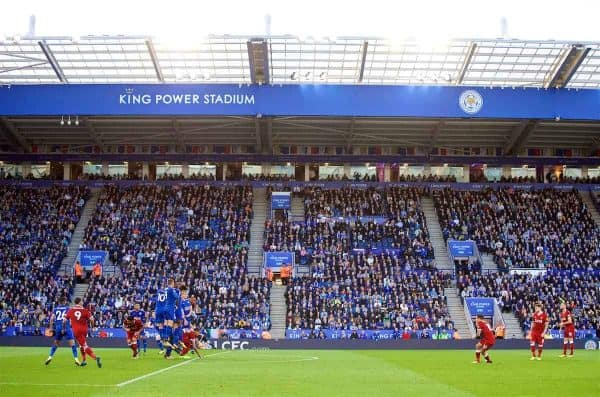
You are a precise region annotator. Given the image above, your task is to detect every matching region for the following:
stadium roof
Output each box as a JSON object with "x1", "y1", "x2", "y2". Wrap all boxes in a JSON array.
[{"x1": 1, "y1": 35, "x2": 600, "y2": 88}]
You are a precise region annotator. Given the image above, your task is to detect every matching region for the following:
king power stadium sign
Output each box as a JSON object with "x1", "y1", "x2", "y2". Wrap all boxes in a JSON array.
[{"x1": 119, "y1": 92, "x2": 256, "y2": 105}]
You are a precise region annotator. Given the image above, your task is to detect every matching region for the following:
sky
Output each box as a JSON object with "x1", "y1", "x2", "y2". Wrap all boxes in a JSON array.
[{"x1": 0, "y1": 0, "x2": 599, "y2": 41}]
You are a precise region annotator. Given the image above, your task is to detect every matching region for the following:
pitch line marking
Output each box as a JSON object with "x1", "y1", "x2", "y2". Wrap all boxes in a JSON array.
[{"x1": 116, "y1": 350, "x2": 230, "y2": 387}]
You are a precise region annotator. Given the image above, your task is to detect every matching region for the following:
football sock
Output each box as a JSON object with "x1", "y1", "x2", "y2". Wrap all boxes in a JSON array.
[
  {"x1": 84, "y1": 347, "x2": 97, "y2": 360},
  {"x1": 569, "y1": 341, "x2": 574, "y2": 355},
  {"x1": 475, "y1": 351, "x2": 481, "y2": 362},
  {"x1": 484, "y1": 354, "x2": 491, "y2": 363},
  {"x1": 80, "y1": 347, "x2": 87, "y2": 362},
  {"x1": 132, "y1": 343, "x2": 138, "y2": 356},
  {"x1": 165, "y1": 326, "x2": 173, "y2": 339},
  {"x1": 563, "y1": 343, "x2": 568, "y2": 355},
  {"x1": 142, "y1": 339, "x2": 147, "y2": 352},
  {"x1": 49, "y1": 345, "x2": 58, "y2": 357},
  {"x1": 530, "y1": 345, "x2": 536, "y2": 356},
  {"x1": 166, "y1": 346, "x2": 172, "y2": 357},
  {"x1": 537, "y1": 348, "x2": 543, "y2": 357},
  {"x1": 71, "y1": 345, "x2": 78, "y2": 359},
  {"x1": 157, "y1": 339, "x2": 164, "y2": 350}
]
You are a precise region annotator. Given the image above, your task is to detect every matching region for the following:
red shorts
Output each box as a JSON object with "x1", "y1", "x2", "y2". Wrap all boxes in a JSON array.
[
  {"x1": 127, "y1": 331, "x2": 140, "y2": 342},
  {"x1": 563, "y1": 327, "x2": 575, "y2": 338},
  {"x1": 73, "y1": 329, "x2": 88, "y2": 347},
  {"x1": 530, "y1": 333, "x2": 544, "y2": 345},
  {"x1": 480, "y1": 339, "x2": 495, "y2": 348}
]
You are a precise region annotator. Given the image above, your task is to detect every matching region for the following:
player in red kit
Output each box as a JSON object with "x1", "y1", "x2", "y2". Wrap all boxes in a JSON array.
[
  {"x1": 123, "y1": 315, "x2": 144, "y2": 359},
  {"x1": 473, "y1": 315, "x2": 495, "y2": 364},
  {"x1": 66, "y1": 297, "x2": 102, "y2": 368},
  {"x1": 179, "y1": 328, "x2": 205, "y2": 358},
  {"x1": 529, "y1": 303, "x2": 549, "y2": 360},
  {"x1": 559, "y1": 302, "x2": 575, "y2": 358}
]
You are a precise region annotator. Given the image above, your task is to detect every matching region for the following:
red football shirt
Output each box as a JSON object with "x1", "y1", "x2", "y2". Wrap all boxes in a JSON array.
[
  {"x1": 531, "y1": 311, "x2": 548, "y2": 334},
  {"x1": 477, "y1": 319, "x2": 495, "y2": 342},
  {"x1": 560, "y1": 310, "x2": 574, "y2": 328},
  {"x1": 66, "y1": 306, "x2": 92, "y2": 331}
]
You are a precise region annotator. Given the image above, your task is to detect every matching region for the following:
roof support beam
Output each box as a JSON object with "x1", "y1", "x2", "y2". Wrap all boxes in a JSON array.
[
  {"x1": 171, "y1": 119, "x2": 185, "y2": 151},
  {"x1": 346, "y1": 118, "x2": 355, "y2": 153},
  {"x1": 587, "y1": 137, "x2": 600, "y2": 156},
  {"x1": 455, "y1": 42, "x2": 476, "y2": 85},
  {"x1": 544, "y1": 45, "x2": 590, "y2": 89},
  {"x1": 38, "y1": 41, "x2": 68, "y2": 83},
  {"x1": 254, "y1": 118, "x2": 262, "y2": 150},
  {"x1": 145, "y1": 39, "x2": 165, "y2": 82},
  {"x1": 427, "y1": 121, "x2": 445, "y2": 153},
  {"x1": 357, "y1": 41, "x2": 368, "y2": 83},
  {"x1": 504, "y1": 120, "x2": 538, "y2": 155},
  {"x1": 83, "y1": 118, "x2": 104, "y2": 153},
  {"x1": 0, "y1": 117, "x2": 30, "y2": 152},
  {"x1": 247, "y1": 39, "x2": 270, "y2": 84},
  {"x1": 266, "y1": 118, "x2": 273, "y2": 154}
]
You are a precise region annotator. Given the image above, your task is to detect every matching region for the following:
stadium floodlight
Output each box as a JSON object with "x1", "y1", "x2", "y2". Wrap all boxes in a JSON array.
[
  {"x1": 305, "y1": 72, "x2": 312, "y2": 80},
  {"x1": 67, "y1": 116, "x2": 72, "y2": 126},
  {"x1": 75, "y1": 116, "x2": 79, "y2": 126},
  {"x1": 290, "y1": 72, "x2": 298, "y2": 80},
  {"x1": 319, "y1": 71, "x2": 327, "y2": 80},
  {"x1": 60, "y1": 116, "x2": 64, "y2": 126}
]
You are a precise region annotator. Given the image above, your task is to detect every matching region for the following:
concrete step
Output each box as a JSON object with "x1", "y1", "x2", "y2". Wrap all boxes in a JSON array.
[
  {"x1": 59, "y1": 191, "x2": 100, "y2": 276},
  {"x1": 444, "y1": 287, "x2": 472, "y2": 339},
  {"x1": 422, "y1": 197, "x2": 454, "y2": 271},
  {"x1": 269, "y1": 284, "x2": 287, "y2": 339}
]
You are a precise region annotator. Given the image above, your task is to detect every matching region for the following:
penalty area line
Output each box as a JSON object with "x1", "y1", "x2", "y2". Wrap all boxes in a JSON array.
[{"x1": 115, "y1": 350, "x2": 230, "y2": 388}]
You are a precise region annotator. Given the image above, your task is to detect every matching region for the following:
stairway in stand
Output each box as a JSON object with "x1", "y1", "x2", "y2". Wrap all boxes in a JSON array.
[
  {"x1": 421, "y1": 196, "x2": 453, "y2": 272},
  {"x1": 248, "y1": 187, "x2": 267, "y2": 276},
  {"x1": 59, "y1": 189, "x2": 100, "y2": 276},
  {"x1": 501, "y1": 311, "x2": 525, "y2": 339},
  {"x1": 269, "y1": 284, "x2": 287, "y2": 339},
  {"x1": 291, "y1": 194, "x2": 310, "y2": 276},
  {"x1": 444, "y1": 287, "x2": 472, "y2": 339},
  {"x1": 480, "y1": 253, "x2": 499, "y2": 273},
  {"x1": 71, "y1": 282, "x2": 89, "y2": 304},
  {"x1": 581, "y1": 191, "x2": 600, "y2": 225}
]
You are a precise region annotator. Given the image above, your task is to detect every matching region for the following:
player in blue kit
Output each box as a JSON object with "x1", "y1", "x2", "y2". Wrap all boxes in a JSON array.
[
  {"x1": 44, "y1": 296, "x2": 81, "y2": 366},
  {"x1": 170, "y1": 286, "x2": 194, "y2": 357},
  {"x1": 155, "y1": 278, "x2": 179, "y2": 349},
  {"x1": 130, "y1": 303, "x2": 148, "y2": 354}
]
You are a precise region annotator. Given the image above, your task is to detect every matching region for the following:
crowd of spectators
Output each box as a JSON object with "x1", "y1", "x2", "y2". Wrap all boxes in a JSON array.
[
  {"x1": 78, "y1": 185, "x2": 271, "y2": 331},
  {"x1": 457, "y1": 271, "x2": 600, "y2": 336},
  {"x1": 0, "y1": 186, "x2": 87, "y2": 333},
  {"x1": 434, "y1": 188, "x2": 600, "y2": 271},
  {"x1": 286, "y1": 253, "x2": 452, "y2": 333},
  {"x1": 395, "y1": 174, "x2": 457, "y2": 183},
  {"x1": 271, "y1": 187, "x2": 453, "y2": 336}
]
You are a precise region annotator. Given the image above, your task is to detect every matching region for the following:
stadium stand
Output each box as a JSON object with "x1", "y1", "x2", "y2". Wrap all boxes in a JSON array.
[
  {"x1": 0, "y1": 186, "x2": 88, "y2": 335},
  {"x1": 78, "y1": 185, "x2": 271, "y2": 333},
  {"x1": 279, "y1": 187, "x2": 454, "y2": 338},
  {"x1": 433, "y1": 188, "x2": 600, "y2": 271}
]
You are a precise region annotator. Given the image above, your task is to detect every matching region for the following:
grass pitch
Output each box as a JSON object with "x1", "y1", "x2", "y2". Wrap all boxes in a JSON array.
[{"x1": 0, "y1": 347, "x2": 598, "y2": 397}]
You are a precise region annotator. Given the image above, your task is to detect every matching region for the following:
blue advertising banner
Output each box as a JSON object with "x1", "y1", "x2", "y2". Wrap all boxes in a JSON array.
[
  {"x1": 465, "y1": 297, "x2": 496, "y2": 317},
  {"x1": 285, "y1": 328, "x2": 455, "y2": 340},
  {"x1": 271, "y1": 191, "x2": 291, "y2": 210},
  {"x1": 3, "y1": 84, "x2": 600, "y2": 120},
  {"x1": 264, "y1": 251, "x2": 294, "y2": 269},
  {"x1": 187, "y1": 240, "x2": 212, "y2": 250},
  {"x1": 448, "y1": 240, "x2": 475, "y2": 257},
  {"x1": 78, "y1": 250, "x2": 107, "y2": 269}
]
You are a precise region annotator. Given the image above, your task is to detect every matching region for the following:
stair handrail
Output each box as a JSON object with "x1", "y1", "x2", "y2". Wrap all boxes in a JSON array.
[{"x1": 462, "y1": 297, "x2": 477, "y2": 338}]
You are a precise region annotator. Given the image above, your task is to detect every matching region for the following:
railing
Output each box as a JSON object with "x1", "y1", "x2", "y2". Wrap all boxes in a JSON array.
[{"x1": 463, "y1": 300, "x2": 477, "y2": 338}]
